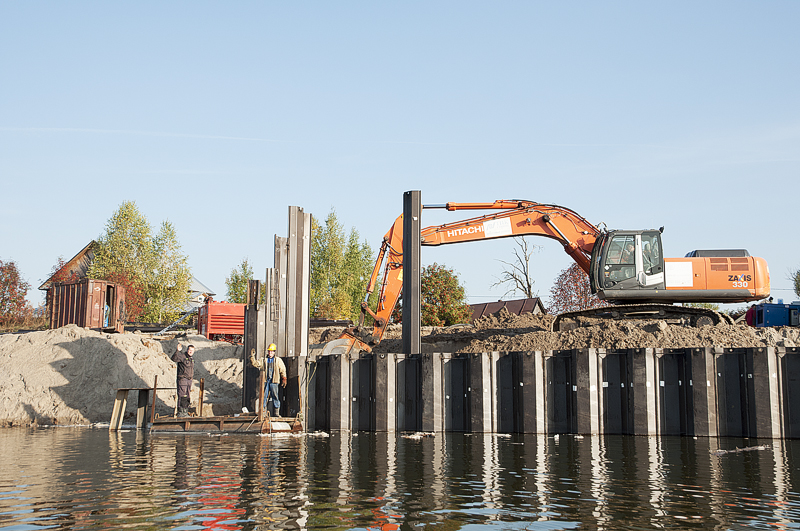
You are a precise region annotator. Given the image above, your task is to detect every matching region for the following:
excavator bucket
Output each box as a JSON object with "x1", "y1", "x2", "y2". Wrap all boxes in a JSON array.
[{"x1": 319, "y1": 337, "x2": 361, "y2": 357}]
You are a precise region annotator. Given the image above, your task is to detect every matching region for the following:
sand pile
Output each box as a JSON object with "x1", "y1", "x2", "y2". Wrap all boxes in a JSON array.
[{"x1": 0, "y1": 325, "x2": 243, "y2": 427}]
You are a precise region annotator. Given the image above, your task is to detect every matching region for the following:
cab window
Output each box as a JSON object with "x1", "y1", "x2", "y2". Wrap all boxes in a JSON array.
[
  {"x1": 604, "y1": 235, "x2": 636, "y2": 285},
  {"x1": 641, "y1": 232, "x2": 663, "y2": 275}
]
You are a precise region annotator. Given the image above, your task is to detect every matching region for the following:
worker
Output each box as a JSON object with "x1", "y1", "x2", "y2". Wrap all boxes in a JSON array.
[
  {"x1": 622, "y1": 243, "x2": 635, "y2": 264},
  {"x1": 250, "y1": 343, "x2": 287, "y2": 416},
  {"x1": 171, "y1": 344, "x2": 195, "y2": 417}
]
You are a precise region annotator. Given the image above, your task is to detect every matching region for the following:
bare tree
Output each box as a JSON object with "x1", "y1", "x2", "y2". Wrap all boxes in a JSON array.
[{"x1": 491, "y1": 237, "x2": 540, "y2": 298}]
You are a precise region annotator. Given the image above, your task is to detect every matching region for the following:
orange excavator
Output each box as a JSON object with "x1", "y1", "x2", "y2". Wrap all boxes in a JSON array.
[{"x1": 321, "y1": 200, "x2": 770, "y2": 355}]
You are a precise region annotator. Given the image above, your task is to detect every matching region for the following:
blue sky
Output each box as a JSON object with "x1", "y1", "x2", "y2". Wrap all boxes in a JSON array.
[{"x1": 2, "y1": 2, "x2": 798, "y2": 309}]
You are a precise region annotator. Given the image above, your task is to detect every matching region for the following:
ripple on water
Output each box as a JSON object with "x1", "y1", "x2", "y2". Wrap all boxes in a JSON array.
[{"x1": 1, "y1": 429, "x2": 800, "y2": 529}]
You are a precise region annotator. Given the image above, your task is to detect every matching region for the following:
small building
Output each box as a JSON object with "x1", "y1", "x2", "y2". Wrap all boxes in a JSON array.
[
  {"x1": 47, "y1": 278, "x2": 127, "y2": 333},
  {"x1": 37, "y1": 243, "x2": 126, "y2": 333},
  {"x1": 469, "y1": 297, "x2": 546, "y2": 322},
  {"x1": 39, "y1": 242, "x2": 213, "y2": 331},
  {"x1": 187, "y1": 277, "x2": 216, "y2": 311}
]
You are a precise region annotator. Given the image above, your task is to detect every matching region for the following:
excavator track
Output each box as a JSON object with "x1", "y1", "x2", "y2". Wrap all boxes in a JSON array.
[{"x1": 551, "y1": 304, "x2": 734, "y2": 332}]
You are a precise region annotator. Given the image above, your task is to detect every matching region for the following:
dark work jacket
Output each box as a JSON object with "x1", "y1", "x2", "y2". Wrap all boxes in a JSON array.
[{"x1": 171, "y1": 350, "x2": 194, "y2": 381}]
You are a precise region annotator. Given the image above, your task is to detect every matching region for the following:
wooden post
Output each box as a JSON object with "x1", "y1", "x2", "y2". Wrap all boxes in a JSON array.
[
  {"x1": 198, "y1": 378, "x2": 205, "y2": 417},
  {"x1": 150, "y1": 375, "x2": 158, "y2": 424}
]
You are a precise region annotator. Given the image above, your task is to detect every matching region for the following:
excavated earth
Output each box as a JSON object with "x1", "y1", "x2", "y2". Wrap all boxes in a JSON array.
[
  {"x1": 312, "y1": 308, "x2": 800, "y2": 353},
  {"x1": 2, "y1": 311, "x2": 798, "y2": 427}
]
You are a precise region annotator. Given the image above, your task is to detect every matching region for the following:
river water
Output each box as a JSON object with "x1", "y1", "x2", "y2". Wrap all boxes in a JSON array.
[{"x1": 1, "y1": 428, "x2": 799, "y2": 530}]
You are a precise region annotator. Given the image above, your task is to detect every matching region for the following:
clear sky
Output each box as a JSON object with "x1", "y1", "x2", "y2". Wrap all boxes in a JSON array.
[{"x1": 2, "y1": 2, "x2": 798, "y2": 310}]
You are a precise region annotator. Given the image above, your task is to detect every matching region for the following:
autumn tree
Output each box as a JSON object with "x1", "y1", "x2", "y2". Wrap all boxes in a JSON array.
[
  {"x1": 104, "y1": 271, "x2": 144, "y2": 321},
  {"x1": 491, "y1": 237, "x2": 541, "y2": 298},
  {"x1": 547, "y1": 263, "x2": 608, "y2": 314},
  {"x1": 403, "y1": 263, "x2": 471, "y2": 326},
  {"x1": 88, "y1": 201, "x2": 191, "y2": 323},
  {"x1": 48, "y1": 256, "x2": 81, "y2": 284},
  {"x1": 310, "y1": 209, "x2": 374, "y2": 322},
  {"x1": 226, "y1": 258, "x2": 254, "y2": 304},
  {"x1": 0, "y1": 259, "x2": 30, "y2": 324}
]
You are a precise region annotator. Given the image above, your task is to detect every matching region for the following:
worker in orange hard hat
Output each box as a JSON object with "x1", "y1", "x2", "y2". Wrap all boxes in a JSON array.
[{"x1": 249, "y1": 343, "x2": 287, "y2": 416}]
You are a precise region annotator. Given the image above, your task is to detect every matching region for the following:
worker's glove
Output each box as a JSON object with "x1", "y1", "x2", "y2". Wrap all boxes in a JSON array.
[{"x1": 281, "y1": 377, "x2": 287, "y2": 388}]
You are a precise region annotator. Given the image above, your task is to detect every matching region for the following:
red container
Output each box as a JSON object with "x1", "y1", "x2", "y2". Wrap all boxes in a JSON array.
[
  {"x1": 198, "y1": 301, "x2": 245, "y2": 341},
  {"x1": 49, "y1": 279, "x2": 126, "y2": 333}
]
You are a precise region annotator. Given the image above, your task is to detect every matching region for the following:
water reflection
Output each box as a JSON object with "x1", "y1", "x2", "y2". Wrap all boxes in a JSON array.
[{"x1": 1, "y1": 429, "x2": 800, "y2": 529}]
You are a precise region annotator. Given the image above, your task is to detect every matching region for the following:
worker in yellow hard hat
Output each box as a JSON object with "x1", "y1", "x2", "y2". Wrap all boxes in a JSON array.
[{"x1": 249, "y1": 343, "x2": 287, "y2": 416}]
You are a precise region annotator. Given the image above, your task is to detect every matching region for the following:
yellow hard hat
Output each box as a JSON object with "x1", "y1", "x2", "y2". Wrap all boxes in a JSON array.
[{"x1": 268, "y1": 343, "x2": 277, "y2": 351}]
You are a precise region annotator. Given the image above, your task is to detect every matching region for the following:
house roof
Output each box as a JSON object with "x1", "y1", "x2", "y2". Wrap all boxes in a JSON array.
[
  {"x1": 38, "y1": 241, "x2": 97, "y2": 291},
  {"x1": 190, "y1": 276, "x2": 215, "y2": 296},
  {"x1": 469, "y1": 297, "x2": 546, "y2": 322}
]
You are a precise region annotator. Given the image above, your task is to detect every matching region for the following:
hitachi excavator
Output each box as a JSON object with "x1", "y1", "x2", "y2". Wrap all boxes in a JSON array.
[{"x1": 321, "y1": 200, "x2": 770, "y2": 356}]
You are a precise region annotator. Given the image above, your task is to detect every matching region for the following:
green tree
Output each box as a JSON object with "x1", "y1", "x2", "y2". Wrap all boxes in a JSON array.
[
  {"x1": 88, "y1": 201, "x2": 190, "y2": 323},
  {"x1": 0, "y1": 259, "x2": 30, "y2": 324},
  {"x1": 226, "y1": 258, "x2": 254, "y2": 303},
  {"x1": 310, "y1": 209, "x2": 374, "y2": 322},
  {"x1": 420, "y1": 263, "x2": 472, "y2": 326},
  {"x1": 88, "y1": 201, "x2": 155, "y2": 283},
  {"x1": 144, "y1": 221, "x2": 192, "y2": 323},
  {"x1": 792, "y1": 267, "x2": 800, "y2": 299}
]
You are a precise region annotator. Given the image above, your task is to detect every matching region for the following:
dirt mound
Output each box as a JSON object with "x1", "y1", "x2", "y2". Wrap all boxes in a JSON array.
[
  {"x1": 371, "y1": 308, "x2": 799, "y2": 353},
  {"x1": 0, "y1": 325, "x2": 243, "y2": 427}
]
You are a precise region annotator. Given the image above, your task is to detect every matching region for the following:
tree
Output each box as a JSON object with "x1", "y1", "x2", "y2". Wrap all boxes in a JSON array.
[
  {"x1": 226, "y1": 258, "x2": 254, "y2": 303},
  {"x1": 547, "y1": 263, "x2": 609, "y2": 314},
  {"x1": 0, "y1": 259, "x2": 30, "y2": 324},
  {"x1": 310, "y1": 209, "x2": 374, "y2": 322},
  {"x1": 104, "y1": 271, "x2": 144, "y2": 321},
  {"x1": 792, "y1": 267, "x2": 800, "y2": 299},
  {"x1": 420, "y1": 263, "x2": 472, "y2": 326},
  {"x1": 48, "y1": 256, "x2": 81, "y2": 284},
  {"x1": 144, "y1": 221, "x2": 192, "y2": 323},
  {"x1": 491, "y1": 236, "x2": 540, "y2": 298},
  {"x1": 87, "y1": 201, "x2": 191, "y2": 323},
  {"x1": 88, "y1": 201, "x2": 155, "y2": 283}
]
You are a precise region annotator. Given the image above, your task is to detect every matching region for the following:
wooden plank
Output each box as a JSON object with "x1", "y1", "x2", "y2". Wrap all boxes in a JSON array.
[{"x1": 110, "y1": 390, "x2": 128, "y2": 431}]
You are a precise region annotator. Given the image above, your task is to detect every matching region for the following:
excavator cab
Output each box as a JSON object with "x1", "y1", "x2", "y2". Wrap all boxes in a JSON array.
[{"x1": 590, "y1": 230, "x2": 666, "y2": 302}]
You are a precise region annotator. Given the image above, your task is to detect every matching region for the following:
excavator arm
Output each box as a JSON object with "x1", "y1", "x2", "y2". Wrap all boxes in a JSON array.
[
  {"x1": 321, "y1": 201, "x2": 603, "y2": 356},
  {"x1": 421, "y1": 201, "x2": 601, "y2": 273}
]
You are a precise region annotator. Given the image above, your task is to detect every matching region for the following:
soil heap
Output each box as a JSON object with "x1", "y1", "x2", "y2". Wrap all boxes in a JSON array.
[{"x1": 313, "y1": 309, "x2": 799, "y2": 353}]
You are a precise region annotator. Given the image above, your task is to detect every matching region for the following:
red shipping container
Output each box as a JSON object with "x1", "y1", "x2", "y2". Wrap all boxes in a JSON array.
[
  {"x1": 49, "y1": 279, "x2": 126, "y2": 333},
  {"x1": 198, "y1": 301, "x2": 245, "y2": 341}
]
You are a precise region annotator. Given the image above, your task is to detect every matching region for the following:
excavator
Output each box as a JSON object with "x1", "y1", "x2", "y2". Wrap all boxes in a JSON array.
[{"x1": 321, "y1": 200, "x2": 770, "y2": 356}]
